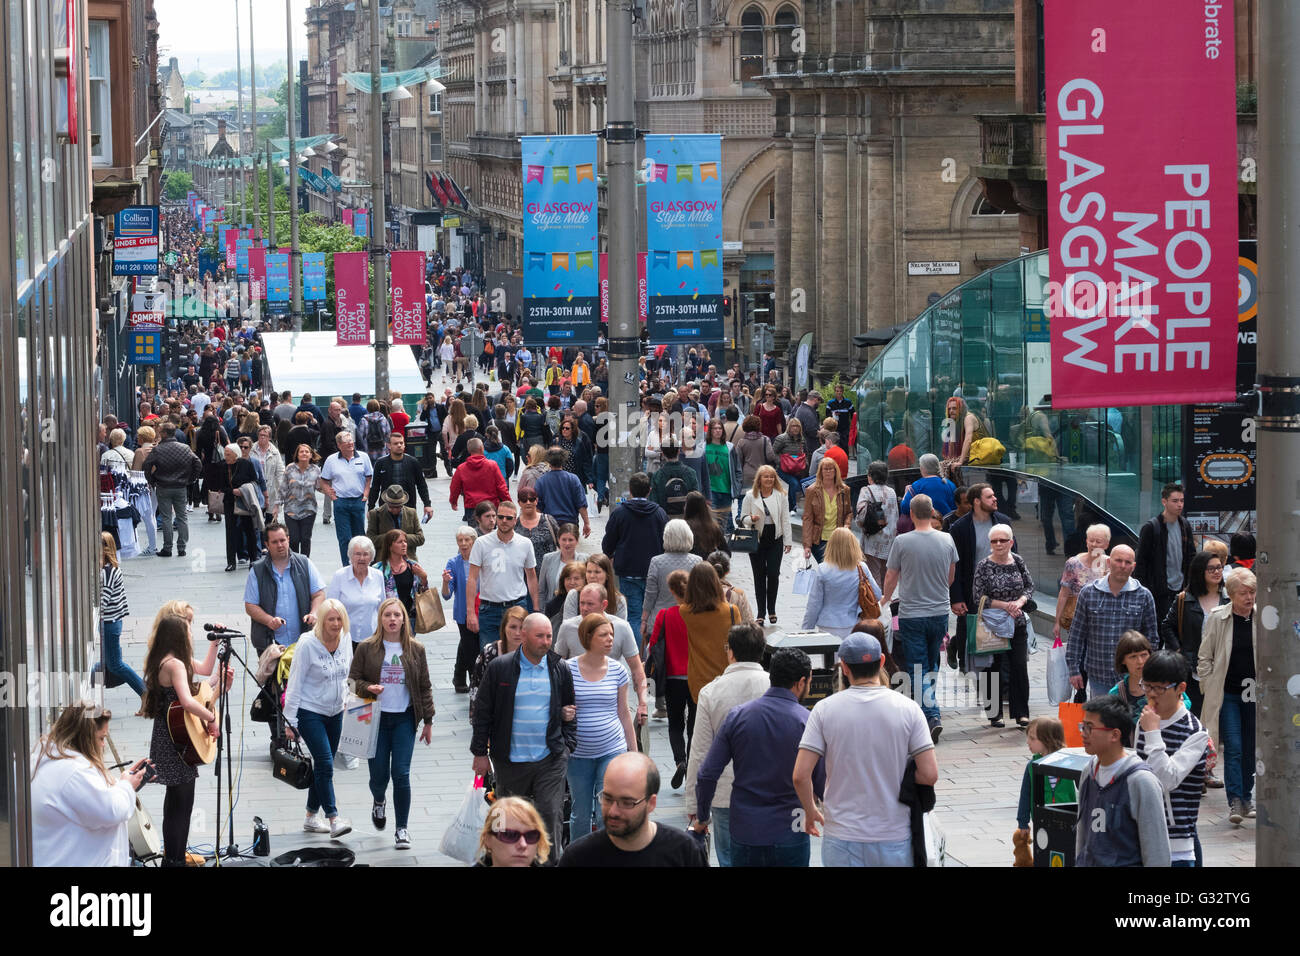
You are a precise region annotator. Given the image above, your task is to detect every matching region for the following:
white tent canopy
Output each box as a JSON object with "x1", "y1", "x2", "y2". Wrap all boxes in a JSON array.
[{"x1": 260, "y1": 331, "x2": 427, "y2": 397}]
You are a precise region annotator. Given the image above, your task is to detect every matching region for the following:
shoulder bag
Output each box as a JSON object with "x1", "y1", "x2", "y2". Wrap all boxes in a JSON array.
[
  {"x1": 857, "y1": 564, "x2": 882, "y2": 619},
  {"x1": 966, "y1": 596, "x2": 1012, "y2": 656},
  {"x1": 271, "y1": 737, "x2": 314, "y2": 790},
  {"x1": 413, "y1": 586, "x2": 447, "y2": 634}
]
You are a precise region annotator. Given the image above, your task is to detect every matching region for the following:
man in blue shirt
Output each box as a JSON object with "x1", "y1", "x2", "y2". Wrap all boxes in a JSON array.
[
  {"x1": 243, "y1": 523, "x2": 326, "y2": 653},
  {"x1": 899, "y1": 453, "x2": 957, "y2": 517},
  {"x1": 320, "y1": 431, "x2": 374, "y2": 564},
  {"x1": 535, "y1": 447, "x2": 592, "y2": 537},
  {"x1": 692, "y1": 647, "x2": 825, "y2": 867}
]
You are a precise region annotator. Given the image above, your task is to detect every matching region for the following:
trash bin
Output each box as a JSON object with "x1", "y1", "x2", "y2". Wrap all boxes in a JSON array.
[
  {"x1": 1030, "y1": 748, "x2": 1091, "y2": 867},
  {"x1": 404, "y1": 422, "x2": 434, "y2": 476},
  {"x1": 762, "y1": 631, "x2": 842, "y2": 710}
]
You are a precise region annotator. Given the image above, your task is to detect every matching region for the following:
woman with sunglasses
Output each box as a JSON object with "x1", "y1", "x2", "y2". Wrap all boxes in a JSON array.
[
  {"x1": 514, "y1": 488, "x2": 561, "y2": 576},
  {"x1": 1160, "y1": 550, "x2": 1228, "y2": 717},
  {"x1": 474, "y1": 796, "x2": 552, "y2": 867},
  {"x1": 971, "y1": 523, "x2": 1033, "y2": 728}
]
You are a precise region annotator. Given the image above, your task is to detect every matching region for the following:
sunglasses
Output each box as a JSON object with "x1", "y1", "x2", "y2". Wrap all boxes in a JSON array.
[
  {"x1": 518, "y1": 494, "x2": 538, "y2": 502},
  {"x1": 491, "y1": 828, "x2": 542, "y2": 845},
  {"x1": 990, "y1": 537, "x2": 1012, "y2": 544}
]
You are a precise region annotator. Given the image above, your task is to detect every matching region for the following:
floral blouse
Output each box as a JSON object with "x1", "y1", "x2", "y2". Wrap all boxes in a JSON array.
[
  {"x1": 281, "y1": 463, "x2": 321, "y2": 518},
  {"x1": 972, "y1": 554, "x2": 1034, "y2": 609},
  {"x1": 1060, "y1": 554, "x2": 1108, "y2": 595}
]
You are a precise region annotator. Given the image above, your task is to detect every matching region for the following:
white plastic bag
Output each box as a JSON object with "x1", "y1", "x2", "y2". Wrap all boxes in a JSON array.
[
  {"x1": 923, "y1": 811, "x2": 946, "y2": 867},
  {"x1": 338, "y1": 695, "x2": 381, "y2": 760},
  {"x1": 440, "y1": 776, "x2": 490, "y2": 864},
  {"x1": 1046, "y1": 639, "x2": 1071, "y2": 706},
  {"x1": 791, "y1": 555, "x2": 816, "y2": 596}
]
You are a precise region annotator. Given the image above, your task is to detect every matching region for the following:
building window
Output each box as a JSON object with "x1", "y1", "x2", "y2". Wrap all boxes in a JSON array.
[
  {"x1": 428, "y1": 130, "x2": 442, "y2": 161},
  {"x1": 89, "y1": 20, "x2": 112, "y2": 165},
  {"x1": 775, "y1": 6, "x2": 799, "y2": 69},
  {"x1": 429, "y1": 92, "x2": 441, "y2": 114},
  {"x1": 396, "y1": 11, "x2": 413, "y2": 37},
  {"x1": 739, "y1": 7, "x2": 765, "y2": 83}
]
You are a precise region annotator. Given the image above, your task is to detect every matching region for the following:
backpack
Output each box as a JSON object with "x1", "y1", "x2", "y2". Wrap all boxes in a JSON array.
[
  {"x1": 858, "y1": 484, "x2": 888, "y2": 536},
  {"x1": 362, "y1": 412, "x2": 388, "y2": 456},
  {"x1": 661, "y1": 473, "x2": 690, "y2": 516}
]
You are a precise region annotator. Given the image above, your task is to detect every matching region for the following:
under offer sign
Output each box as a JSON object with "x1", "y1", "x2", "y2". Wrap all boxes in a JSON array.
[
  {"x1": 113, "y1": 206, "x2": 159, "y2": 276},
  {"x1": 1045, "y1": 0, "x2": 1237, "y2": 409}
]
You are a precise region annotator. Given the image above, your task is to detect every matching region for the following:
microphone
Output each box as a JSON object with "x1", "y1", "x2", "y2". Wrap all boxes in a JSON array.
[{"x1": 204, "y1": 623, "x2": 246, "y2": 639}]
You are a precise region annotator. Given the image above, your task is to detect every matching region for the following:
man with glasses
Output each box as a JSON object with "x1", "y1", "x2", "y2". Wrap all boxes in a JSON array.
[
  {"x1": 467, "y1": 499, "x2": 540, "y2": 647},
  {"x1": 1133, "y1": 651, "x2": 1210, "y2": 867},
  {"x1": 948, "y1": 483, "x2": 1014, "y2": 673},
  {"x1": 1075, "y1": 695, "x2": 1171, "y2": 867},
  {"x1": 1067, "y1": 545, "x2": 1159, "y2": 699},
  {"x1": 559, "y1": 752, "x2": 708, "y2": 867}
]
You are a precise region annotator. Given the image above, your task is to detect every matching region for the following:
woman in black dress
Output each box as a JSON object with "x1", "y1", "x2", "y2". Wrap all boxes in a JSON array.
[
  {"x1": 195, "y1": 415, "x2": 230, "y2": 522},
  {"x1": 209, "y1": 444, "x2": 260, "y2": 571}
]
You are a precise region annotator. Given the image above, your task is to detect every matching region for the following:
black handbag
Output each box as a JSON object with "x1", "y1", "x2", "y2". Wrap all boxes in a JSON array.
[
  {"x1": 271, "y1": 738, "x2": 314, "y2": 790},
  {"x1": 727, "y1": 526, "x2": 759, "y2": 553}
]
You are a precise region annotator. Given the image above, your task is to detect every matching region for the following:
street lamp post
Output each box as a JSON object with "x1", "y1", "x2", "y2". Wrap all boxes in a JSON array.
[
  {"x1": 370, "y1": 0, "x2": 390, "y2": 398},
  {"x1": 235, "y1": 0, "x2": 246, "y2": 230},
  {"x1": 250, "y1": 0, "x2": 258, "y2": 239},
  {"x1": 286, "y1": 0, "x2": 303, "y2": 331}
]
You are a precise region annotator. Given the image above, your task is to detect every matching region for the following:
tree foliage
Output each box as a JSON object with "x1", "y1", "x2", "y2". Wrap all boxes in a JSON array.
[{"x1": 163, "y1": 171, "x2": 194, "y2": 201}]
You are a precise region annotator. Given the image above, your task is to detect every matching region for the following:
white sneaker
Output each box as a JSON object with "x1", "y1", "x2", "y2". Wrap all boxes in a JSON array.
[
  {"x1": 394, "y1": 827, "x2": 411, "y2": 849},
  {"x1": 303, "y1": 812, "x2": 330, "y2": 833},
  {"x1": 329, "y1": 816, "x2": 353, "y2": 839}
]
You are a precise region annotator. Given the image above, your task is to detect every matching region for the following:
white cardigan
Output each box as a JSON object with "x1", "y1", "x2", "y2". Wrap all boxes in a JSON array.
[{"x1": 738, "y1": 490, "x2": 792, "y2": 548}]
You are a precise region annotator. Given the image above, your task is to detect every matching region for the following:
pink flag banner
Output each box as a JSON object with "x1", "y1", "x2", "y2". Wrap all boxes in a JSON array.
[
  {"x1": 247, "y1": 246, "x2": 267, "y2": 300},
  {"x1": 390, "y1": 250, "x2": 428, "y2": 346},
  {"x1": 334, "y1": 251, "x2": 372, "y2": 346}
]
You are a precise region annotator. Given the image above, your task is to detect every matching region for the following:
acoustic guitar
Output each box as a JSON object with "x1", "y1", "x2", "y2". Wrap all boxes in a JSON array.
[
  {"x1": 167, "y1": 680, "x2": 220, "y2": 766},
  {"x1": 105, "y1": 734, "x2": 162, "y2": 862}
]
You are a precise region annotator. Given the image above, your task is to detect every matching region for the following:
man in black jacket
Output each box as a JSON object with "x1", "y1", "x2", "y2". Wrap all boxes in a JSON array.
[
  {"x1": 367, "y1": 431, "x2": 433, "y2": 518},
  {"x1": 1134, "y1": 483, "x2": 1195, "y2": 628},
  {"x1": 947, "y1": 483, "x2": 1015, "y2": 674},
  {"x1": 602, "y1": 472, "x2": 668, "y2": 649},
  {"x1": 470, "y1": 613, "x2": 576, "y2": 856},
  {"x1": 143, "y1": 421, "x2": 202, "y2": 557}
]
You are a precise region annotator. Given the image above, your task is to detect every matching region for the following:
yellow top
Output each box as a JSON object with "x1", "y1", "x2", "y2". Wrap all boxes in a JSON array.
[{"x1": 821, "y1": 491, "x2": 838, "y2": 543}]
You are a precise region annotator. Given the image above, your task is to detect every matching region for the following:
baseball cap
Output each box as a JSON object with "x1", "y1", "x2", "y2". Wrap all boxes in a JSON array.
[{"x1": 836, "y1": 632, "x2": 883, "y2": 665}]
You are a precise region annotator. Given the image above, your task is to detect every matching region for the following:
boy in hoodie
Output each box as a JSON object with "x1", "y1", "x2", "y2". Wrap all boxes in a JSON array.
[
  {"x1": 1134, "y1": 651, "x2": 1209, "y2": 867},
  {"x1": 602, "y1": 472, "x2": 668, "y2": 648},
  {"x1": 1075, "y1": 695, "x2": 1171, "y2": 867}
]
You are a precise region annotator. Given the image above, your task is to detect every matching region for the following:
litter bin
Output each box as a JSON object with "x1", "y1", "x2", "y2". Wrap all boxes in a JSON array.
[
  {"x1": 762, "y1": 631, "x2": 842, "y2": 710},
  {"x1": 405, "y1": 422, "x2": 434, "y2": 476},
  {"x1": 1030, "y1": 748, "x2": 1090, "y2": 867}
]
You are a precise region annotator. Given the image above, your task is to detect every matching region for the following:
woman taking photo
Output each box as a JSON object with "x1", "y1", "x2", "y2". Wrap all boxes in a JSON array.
[
  {"x1": 31, "y1": 704, "x2": 150, "y2": 867},
  {"x1": 348, "y1": 598, "x2": 435, "y2": 850},
  {"x1": 1052, "y1": 524, "x2": 1112, "y2": 641},
  {"x1": 1160, "y1": 550, "x2": 1228, "y2": 716},
  {"x1": 1198, "y1": 569, "x2": 1258, "y2": 825},
  {"x1": 801, "y1": 527, "x2": 882, "y2": 639},
  {"x1": 738, "y1": 465, "x2": 792, "y2": 624},
  {"x1": 773, "y1": 418, "x2": 807, "y2": 512},
  {"x1": 566, "y1": 613, "x2": 636, "y2": 839},
  {"x1": 801, "y1": 457, "x2": 853, "y2": 564},
  {"x1": 475, "y1": 796, "x2": 553, "y2": 867},
  {"x1": 284, "y1": 598, "x2": 355, "y2": 839},
  {"x1": 373, "y1": 528, "x2": 429, "y2": 619},
  {"x1": 327, "y1": 535, "x2": 386, "y2": 653},
  {"x1": 971, "y1": 523, "x2": 1034, "y2": 728},
  {"x1": 564, "y1": 554, "x2": 627, "y2": 619},
  {"x1": 281, "y1": 443, "x2": 323, "y2": 556},
  {"x1": 469, "y1": 605, "x2": 528, "y2": 721},
  {"x1": 684, "y1": 491, "x2": 727, "y2": 559},
  {"x1": 856, "y1": 460, "x2": 899, "y2": 588},
  {"x1": 99, "y1": 533, "x2": 143, "y2": 697},
  {"x1": 141, "y1": 613, "x2": 226, "y2": 866}
]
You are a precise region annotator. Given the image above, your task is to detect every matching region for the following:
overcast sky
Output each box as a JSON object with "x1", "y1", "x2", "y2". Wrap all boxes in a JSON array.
[{"x1": 155, "y1": 0, "x2": 310, "y2": 75}]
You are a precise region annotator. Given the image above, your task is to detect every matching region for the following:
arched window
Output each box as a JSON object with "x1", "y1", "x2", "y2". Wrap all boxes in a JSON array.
[
  {"x1": 739, "y1": 6, "x2": 765, "y2": 82},
  {"x1": 775, "y1": 6, "x2": 798, "y2": 60}
]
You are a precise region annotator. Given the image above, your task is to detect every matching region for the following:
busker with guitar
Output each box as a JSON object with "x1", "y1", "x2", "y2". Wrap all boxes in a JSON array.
[{"x1": 140, "y1": 612, "x2": 233, "y2": 866}]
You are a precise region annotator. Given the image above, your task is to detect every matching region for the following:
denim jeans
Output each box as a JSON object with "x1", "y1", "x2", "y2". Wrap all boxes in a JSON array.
[
  {"x1": 101, "y1": 618, "x2": 144, "y2": 697},
  {"x1": 369, "y1": 707, "x2": 417, "y2": 828},
  {"x1": 477, "y1": 598, "x2": 527, "y2": 650},
  {"x1": 712, "y1": 807, "x2": 734, "y2": 867},
  {"x1": 593, "y1": 454, "x2": 609, "y2": 503},
  {"x1": 333, "y1": 497, "x2": 368, "y2": 565},
  {"x1": 810, "y1": 541, "x2": 827, "y2": 564},
  {"x1": 155, "y1": 486, "x2": 189, "y2": 551},
  {"x1": 898, "y1": 615, "x2": 947, "y2": 723},
  {"x1": 566, "y1": 751, "x2": 619, "y2": 839},
  {"x1": 619, "y1": 577, "x2": 647, "y2": 650},
  {"x1": 709, "y1": 490, "x2": 735, "y2": 533},
  {"x1": 778, "y1": 470, "x2": 802, "y2": 512},
  {"x1": 297, "y1": 708, "x2": 343, "y2": 817},
  {"x1": 731, "y1": 831, "x2": 810, "y2": 867},
  {"x1": 822, "y1": 835, "x2": 912, "y2": 867},
  {"x1": 1219, "y1": 691, "x2": 1256, "y2": 804}
]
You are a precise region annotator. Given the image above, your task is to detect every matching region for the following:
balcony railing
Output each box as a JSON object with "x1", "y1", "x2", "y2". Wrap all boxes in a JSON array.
[{"x1": 976, "y1": 114, "x2": 1043, "y2": 171}]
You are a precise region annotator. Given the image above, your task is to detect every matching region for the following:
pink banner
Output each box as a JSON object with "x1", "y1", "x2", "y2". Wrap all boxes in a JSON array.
[
  {"x1": 342, "y1": 209, "x2": 354, "y2": 229},
  {"x1": 224, "y1": 229, "x2": 238, "y2": 270},
  {"x1": 334, "y1": 251, "x2": 372, "y2": 346},
  {"x1": 1046, "y1": 0, "x2": 1237, "y2": 409},
  {"x1": 390, "y1": 250, "x2": 427, "y2": 346},
  {"x1": 247, "y1": 246, "x2": 267, "y2": 300},
  {"x1": 599, "y1": 252, "x2": 649, "y2": 325}
]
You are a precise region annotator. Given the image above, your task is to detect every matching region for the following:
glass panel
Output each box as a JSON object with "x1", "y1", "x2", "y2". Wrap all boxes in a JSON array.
[{"x1": 10, "y1": 0, "x2": 29, "y2": 286}]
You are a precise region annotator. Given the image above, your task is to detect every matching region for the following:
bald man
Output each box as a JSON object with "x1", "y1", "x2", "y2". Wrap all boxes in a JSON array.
[
  {"x1": 1066, "y1": 544, "x2": 1159, "y2": 698},
  {"x1": 470, "y1": 613, "x2": 576, "y2": 856}
]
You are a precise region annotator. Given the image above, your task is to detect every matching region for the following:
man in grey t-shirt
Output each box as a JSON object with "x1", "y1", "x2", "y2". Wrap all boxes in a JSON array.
[{"x1": 880, "y1": 494, "x2": 958, "y2": 742}]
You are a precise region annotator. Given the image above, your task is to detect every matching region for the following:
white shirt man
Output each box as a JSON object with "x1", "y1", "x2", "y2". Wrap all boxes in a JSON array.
[{"x1": 466, "y1": 500, "x2": 540, "y2": 637}]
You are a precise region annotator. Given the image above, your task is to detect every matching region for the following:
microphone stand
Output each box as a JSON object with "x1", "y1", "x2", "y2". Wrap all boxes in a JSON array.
[{"x1": 209, "y1": 630, "x2": 269, "y2": 865}]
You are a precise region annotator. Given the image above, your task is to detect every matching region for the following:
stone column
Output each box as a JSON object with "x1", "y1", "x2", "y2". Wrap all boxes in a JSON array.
[
  {"x1": 772, "y1": 138, "x2": 793, "y2": 355},
  {"x1": 817, "y1": 136, "x2": 848, "y2": 376},
  {"x1": 865, "y1": 137, "x2": 895, "y2": 333},
  {"x1": 787, "y1": 138, "x2": 817, "y2": 346}
]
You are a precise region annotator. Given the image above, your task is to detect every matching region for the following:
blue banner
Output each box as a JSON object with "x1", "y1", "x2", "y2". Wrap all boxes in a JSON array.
[
  {"x1": 197, "y1": 250, "x2": 217, "y2": 281},
  {"x1": 354, "y1": 211, "x2": 369, "y2": 237},
  {"x1": 321, "y1": 169, "x2": 343, "y2": 192},
  {"x1": 643, "y1": 134, "x2": 724, "y2": 343},
  {"x1": 236, "y1": 239, "x2": 252, "y2": 277},
  {"x1": 521, "y1": 134, "x2": 600, "y2": 345},
  {"x1": 127, "y1": 330, "x2": 161, "y2": 365},
  {"x1": 299, "y1": 166, "x2": 328, "y2": 192},
  {"x1": 267, "y1": 253, "x2": 291, "y2": 304},
  {"x1": 303, "y1": 252, "x2": 327, "y2": 301}
]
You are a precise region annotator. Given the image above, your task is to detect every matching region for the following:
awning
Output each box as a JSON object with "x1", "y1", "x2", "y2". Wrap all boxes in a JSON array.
[
  {"x1": 342, "y1": 67, "x2": 445, "y2": 95},
  {"x1": 852, "y1": 323, "x2": 911, "y2": 348}
]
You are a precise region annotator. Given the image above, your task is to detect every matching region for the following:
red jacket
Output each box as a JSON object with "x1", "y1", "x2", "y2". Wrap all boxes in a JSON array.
[
  {"x1": 647, "y1": 605, "x2": 689, "y2": 678},
  {"x1": 449, "y1": 453, "x2": 510, "y2": 510}
]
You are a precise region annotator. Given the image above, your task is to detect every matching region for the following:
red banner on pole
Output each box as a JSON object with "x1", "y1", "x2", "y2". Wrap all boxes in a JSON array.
[
  {"x1": 248, "y1": 246, "x2": 267, "y2": 300},
  {"x1": 224, "y1": 229, "x2": 238, "y2": 270},
  {"x1": 334, "y1": 251, "x2": 372, "y2": 346},
  {"x1": 342, "y1": 209, "x2": 355, "y2": 229},
  {"x1": 390, "y1": 250, "x2": 427, "y2": 346},
  {"x1": 599, "y1": 252, "x2": 649, "y2": 325},
  {"x1": 1045, "y1": 0, "x2": 1237, "y2": 409}
]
